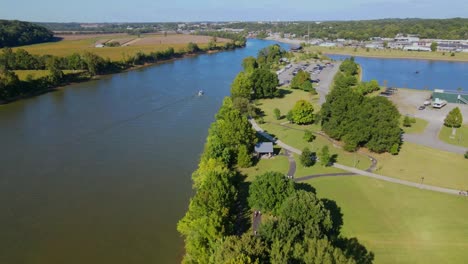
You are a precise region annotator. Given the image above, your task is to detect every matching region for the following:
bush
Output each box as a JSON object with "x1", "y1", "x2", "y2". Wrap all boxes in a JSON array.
[
  {"x1": 300, "y1": 147, "x2": 315, "y2": 167},
  {"x1": 465, "y1": 151, "x2": 468, "y2": 159},
  {"x1": 303, "y1": 130, "x2": 316, "y2": 142},
  {"x1": 451, "y1": 52, "x2": 455, "y2": 57},
  {"x1": 286, "y1": 110, "x2": 293, "y2": 123},
  {"x1": 319, "y1": 146, "x2": 331, "y2": 166},
  {"x1": 237, "y1": 145, "x2": 252, "y2": 168},
  {"x1": 390, "y1": 143, "x2": 400, "y2": 155},
  {"x1": 403, "y1": 116, "x2": 412, "y2": 127},
  {"x1": 273, "y1": 108, "x2": 281, "y2": 120}
]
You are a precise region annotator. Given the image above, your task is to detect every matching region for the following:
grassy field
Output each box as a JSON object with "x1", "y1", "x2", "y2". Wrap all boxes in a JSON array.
[
  {"x1": 401, "y1": 116, "x2": 429, "y2": 134},
  {"x1": 13, "y1": 34, "x2": 226, "y2": 61},
  {"x1": 370, "y1": 142, "x2": 468, "y2": 190},
  {"x1": 439, "y1": 125, "x2": 468, "y2": 148},
  {"x1": 308, "y1": 176, "x2": 468, "y2": 264},
  {"x1": 293, "y1": 153, "x2": 346, "y2": 177},
  {"x1": 256, "y1": 88, "x2": 372, "y2": 171},
  {"x1": 13, "y1": 70, "x2": 84, "y2": 80},
  {"x1": 306, "y1": 46, "x2": 468, "y2": 62},
  {"x1": 239, "y1": 154, "x2": 289, "y2": 181}
]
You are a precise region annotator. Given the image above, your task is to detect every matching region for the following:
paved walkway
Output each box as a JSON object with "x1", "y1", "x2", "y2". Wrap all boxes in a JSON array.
[
  {"x1": 280, "y1": 149, "x2": 296, "y2": 177},
  {"x1": 250, "y1": 118, "x2": 462, "y2": 196}
]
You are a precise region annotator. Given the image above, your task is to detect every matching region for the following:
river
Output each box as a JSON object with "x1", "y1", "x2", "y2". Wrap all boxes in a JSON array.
[
  {"x1": 328, "y1": 54, "x2": 468, "y2": 91},
  {"x1": 0, "y1": 39, "x2": 290, "y2": 264}
]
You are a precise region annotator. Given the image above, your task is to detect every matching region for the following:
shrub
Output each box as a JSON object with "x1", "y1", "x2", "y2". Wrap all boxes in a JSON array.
[
  {"x1": 237, "y1": 145, "x2": 252, "y2": 168},
  {"x1": 403, "y1": 116, "x2": 412, "y2": 127},
  {"x1": 303, "y1": 130, "x2": 316, "y2": 142},
  {"x1": 300, "y1": 147, "x2": 315, "y2": 167},
  {"x1": 319, "y1": 146, "x2": 331, "y2": 166},
  {"x1": 465, "y1": 151, "x2": 468, "y2": 159},
  {"x1": 390, "y1": 143, "x2": 400, "y2": 155},
  {"x1": 273, "y1": 108, "x2": 281, "y2": 120}
]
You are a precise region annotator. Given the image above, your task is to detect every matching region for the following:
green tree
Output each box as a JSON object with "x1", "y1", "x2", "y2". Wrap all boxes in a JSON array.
[
  {"x1": 231, "y1": 72, "x2": 253, "y2": 99},
  {"x1": 186, "y1": 42, "x2": 200, "y2": 53},
  {"x1": 291, "y1": 70, "x2": 311, "y2": 89},
  {"x1": 250, "y1": 68, "x2": 279, "y2": 99},
  {"x1": 242, "y1": 56, "x2": 258, "y2": 74},
  {"x1": 303, "y1": 130, "x2": 316, "y2": 142},
  {"x1": 444, "y1": 107, "x2": 463, "y2": 136},
  {"x1": 237, "y1": 145, "x2": 252, "y2": 168},
  {"x1": 248, "y1": 171, "x2": 295, "y2": 214},
  {"x1": 430, "y1": 42, "x2": 438, "y2": 52},
  {"x1": 212, "y1": 234, "x2": 268, "y2": 264},
  {"x1": 403, "y1": 116, "x2": 412, "y2": 127},
  {"x1": 319, "y1": 145, "x2": 331, "y2": 166},
  {"x1": 273, "y1": 108, "x2": 281, "y2": 120},
  {"x1": 300, "y1": 147, "x2": 315, "y2": 167},
  {"x1": 46, "y1": 57, "x2": 64, "y2": 86},
  {"x1": 291, "y1": 100, "x2": 314, "y2": 124}
]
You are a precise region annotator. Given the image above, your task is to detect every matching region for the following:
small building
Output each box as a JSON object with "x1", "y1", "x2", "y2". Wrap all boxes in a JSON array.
[
  {"x1": 255, "y1": 142, "x2": 274, "y2": 158},
  {"x1": 432, "y1": 89, "x2": 468, "y2": 105}
]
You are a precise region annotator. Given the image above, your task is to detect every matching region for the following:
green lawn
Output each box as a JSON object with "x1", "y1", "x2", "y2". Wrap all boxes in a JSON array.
[
  {"x1": 372, "y1": 142, "x2": 468, "y2": 190},
  {"x1": 439, "y1": 124, "x2": 468, "y2": 148},
  {"x1": 401, "y1": 116, "x2": 429, "y2": 134},
  {"x1": 308, "y1": 176, "x2": 468, "y2": 264},
  {"x1": 239, "y1": 154, "x2": 289, "y2": 181}
]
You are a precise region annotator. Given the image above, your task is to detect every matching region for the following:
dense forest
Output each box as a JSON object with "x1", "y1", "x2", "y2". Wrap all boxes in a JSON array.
[
  {"x1": 177, "y1": 46, "x2": 373, "y2": 263},
  {"x1": 231, "y1": 18, "x2": 468, "y2": 40},
  {"x1": 0, "y1": 20, "x2": 53, "y2": 48}
]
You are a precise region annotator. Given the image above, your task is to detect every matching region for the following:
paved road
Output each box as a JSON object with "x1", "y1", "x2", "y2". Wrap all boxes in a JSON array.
[
  {"x1": 250, "y1": 118, "x2": 462, "y2": 196},
  {"x1": 281, "y1": 149, "x2": 296, "y2": 177},
  {"x1": 403, "y1": 121, "x2": 467, "y2": 154}
]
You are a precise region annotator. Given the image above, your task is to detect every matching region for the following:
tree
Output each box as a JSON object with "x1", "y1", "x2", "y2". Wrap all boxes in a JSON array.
[
  {"x1": 237, "y1": 145, "x2": 252, "y2": 168},
  {"x1": 444, "y1": 107, "x2": 463, "y2": 136},
  {"x1": 242, "y1": 56, "x2": 258, "y2": 74},
  {"x1": 430, "y1": 42, "x2": 438, "y2": 52},
  {"x1": 250, "y1": 68, "x2": 279, "y2": 99},
  {"x1": 291, "y1": 100, "x2": 314, "y2": 124},
  {"x1": 319, "y1": 146, "x2": 331, "y2": 166},
  {"x1": 403, "y1": 116, "x2": 412, "y2": 127},
  {"x1": 303, "y1": 130, "x2": 316, "y2": 142},
  {"x1": 47, "y1": 57, "x2": 64, "y2": 85},
  {"x1": 186, "y1": 42, "x2": 200, "y2": 53},
  {"x1": 300, "y1": 147, "x2": 315, "y2": 167},
  {"x1": 231, "y1": 72, "x2": 253, "y2": 99},
  {"x1": 273, "y1": 108, "x2": 281, "y2": 120},
  {"x1": 291, "y1": 70, "x2": 310, "y2": 90},
  {"x1": 248, "y1": 171, "x2": 295, "y2": 214}
]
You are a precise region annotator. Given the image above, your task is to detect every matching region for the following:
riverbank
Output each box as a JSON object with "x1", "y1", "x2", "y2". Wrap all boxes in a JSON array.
[
  {"x1": 266, "y1": 37, "x2": 468, "y2": 62},
  {"x1": 0, "y1": 46, "x2": 240, "y2": 105}
]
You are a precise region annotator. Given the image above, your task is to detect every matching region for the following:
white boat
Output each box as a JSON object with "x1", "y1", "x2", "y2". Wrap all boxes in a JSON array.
[{"x1": 198, "y1": 90, "x2": 204, "y2": 96}]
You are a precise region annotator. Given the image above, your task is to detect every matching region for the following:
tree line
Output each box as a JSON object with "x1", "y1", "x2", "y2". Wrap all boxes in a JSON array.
[
  {"x1": 0, "y1": 20, "x2": 54, "y2": 48},
  {"x1": 320, "y1": 58, "x2": 402, "y2": 153},
  {"x1": 229, "y1": 18, "x2": 468, "y2": 40},
  {"x1": 177, "y1": 46, "x2": 373, "y2": 263},
  {"x1": 0, "y1": 40, "x2": 245, "y2": 103}
]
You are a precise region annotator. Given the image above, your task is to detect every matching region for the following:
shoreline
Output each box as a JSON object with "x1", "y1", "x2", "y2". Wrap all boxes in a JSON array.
[
  {"x1": 267, "y1": 37, "x2": 468, "y2": 63},
  {"x1": 0, "y1": 48, "x2": 235, "y2": 105}
]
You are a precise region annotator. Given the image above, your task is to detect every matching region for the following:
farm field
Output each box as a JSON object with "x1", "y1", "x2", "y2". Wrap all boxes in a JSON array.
[
  {"x1": 308, "y1": 176, "x2": 468, "y2": 264},
  {"x1": 13, "y1": 34, "x2": 228, "y2": 61}
]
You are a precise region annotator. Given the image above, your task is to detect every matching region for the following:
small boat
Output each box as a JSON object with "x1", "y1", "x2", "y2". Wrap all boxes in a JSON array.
[
  {"x1": 415, "y1": 71, "x2": 419, "y2": 74},
  {"x1": 198, "y1": 90, "x2": 204, "y2": 96}
]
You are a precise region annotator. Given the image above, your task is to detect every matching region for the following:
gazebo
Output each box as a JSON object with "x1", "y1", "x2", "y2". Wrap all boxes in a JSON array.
[{"x1": 254, "y1": 142, "x2": 274, "y2": 158}]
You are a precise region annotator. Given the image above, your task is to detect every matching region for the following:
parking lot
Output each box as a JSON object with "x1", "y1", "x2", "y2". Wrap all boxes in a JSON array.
[{"x1": 277, "y1": 60, "x2": 341, "y2": 104}]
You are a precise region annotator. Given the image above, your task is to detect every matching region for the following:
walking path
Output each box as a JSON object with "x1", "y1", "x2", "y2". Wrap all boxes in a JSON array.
[
  {"x1": 250, "y1": 118, "x2": 462, "y2": 196},
  {"x1": 279, "y1": 149, "x2": 296, "y2": 177}
]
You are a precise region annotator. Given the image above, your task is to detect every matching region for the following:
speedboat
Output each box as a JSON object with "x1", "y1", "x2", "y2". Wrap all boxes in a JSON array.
[{"x1": 198, "y1": 90, "x2": 204, "y2": 96}]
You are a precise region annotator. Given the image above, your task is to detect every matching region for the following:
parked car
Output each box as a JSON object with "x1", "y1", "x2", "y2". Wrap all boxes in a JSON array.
[{"x1": 418, "y1": 105, "x2": 426, "y2": 110}]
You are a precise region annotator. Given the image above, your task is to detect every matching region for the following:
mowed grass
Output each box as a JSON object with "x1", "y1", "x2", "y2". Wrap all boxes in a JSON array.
[
  {"x1": 239, "y1": 154, "x2": 289, "y2": 181},
  {"x1": 13, "y1": 70, "x2": 84, "y2": 80},
  {"x1": 308, "y1": 176, "x2": 468, "y2": 264},
  {"x1": 371, "y1": 142, "x2": 468, "y2": 190},
  {"x1": 293, "y1": 154, "x2": 346, "y2": 177},
  {"x1": 401, "y1": 116, "x2": 429, "y2": 134},
  {"x1": 13, "y1": 34, "x2": 222, "y2": 61},
  {"x1": 439, "y1": 124, "x2": 468, "y2": 148},
  {"x1": 306, "y1": 46, "x2": 468, "y2": 62}
]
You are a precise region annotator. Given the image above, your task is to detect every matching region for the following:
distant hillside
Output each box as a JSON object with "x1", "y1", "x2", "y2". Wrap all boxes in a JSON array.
[{"x1": 0, "y1": 20, "x2": 54, "y2": 48}]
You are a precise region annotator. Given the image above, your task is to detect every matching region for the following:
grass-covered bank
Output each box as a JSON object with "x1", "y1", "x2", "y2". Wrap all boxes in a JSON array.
[{"x1": 309, "y1": 176, "x2": 468, "y2": 264}]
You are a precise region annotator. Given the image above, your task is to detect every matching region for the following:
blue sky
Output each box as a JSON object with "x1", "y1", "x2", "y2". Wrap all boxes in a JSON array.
[{"x1": 1, "y1": 0, "x2": 467, "y2": 22}]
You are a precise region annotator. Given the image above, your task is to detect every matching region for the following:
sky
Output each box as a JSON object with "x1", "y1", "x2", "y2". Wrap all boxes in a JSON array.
[{"x1": 1, "y1": 0, "x2": 467, "y2": 22}]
